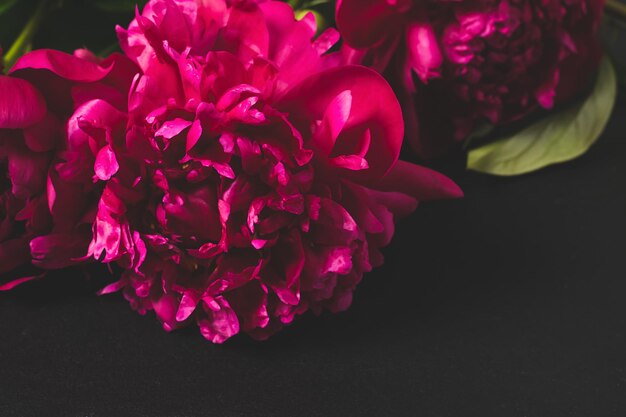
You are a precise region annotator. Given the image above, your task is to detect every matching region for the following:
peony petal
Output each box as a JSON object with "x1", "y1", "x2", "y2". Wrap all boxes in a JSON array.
[
  {"x1": 406, "y1": 21, "x2": 443, "y2": 83},
  {"x1": 8, "y1": 146, "x2": 50, "y2": 199},
  {"x1": 97, "y1": 279, "x2": 126, "y2": 295},
  {"x1": 94, "y1": 145, "x2": 120, "y2": 181},
  {"x1": 335, "y1": 0, "x2": 407, "y2": 48},
  {"x1": 23, "y1": 114, "x2": 61, "y2": 152},
  {"x1": 218, "y1": 1, "x2": 269, "y2": 61},
  {"x1": 30, "y1": 231, "x2": 92, "y2": 269},
  {"x1": 0, "y1": 275, "x2": 41, "y2": 291},
  {"x1": 328, "y1": 155, "x2": 369, "y2": 171},
  {"x1": 199, "y1": 297, "x2": 240, "y2": 343},
  {"x1": 0, "y1": 76, "x2": 47, "y2": 129},
  {"x1": 321, "y1": 90, "x2": 352, "y2": 151},
  {"x1": 374, "y1": 160, "x2": 463, "y2": 201},
  {"x1": 10, "y1": 49, "x2": 113, "y2": 82},
  {"x1": 225, "y1": 281, "x2": 269, "y2": 332},
  {"x1": 278, "y1": 65, "x2": 404, "y2": 183},
  {"x1": 153, "y1": 293, "x2": 183, "y2": 332},
  {"x1": 259, "y1": 1, "x2": 335, "y2": 94},
  {"x1": 176, "y1": 291, "x2": 200, "y2": 322},
  {"x1": 155, "y1": 117, "x2": 192, "y2": 139}
]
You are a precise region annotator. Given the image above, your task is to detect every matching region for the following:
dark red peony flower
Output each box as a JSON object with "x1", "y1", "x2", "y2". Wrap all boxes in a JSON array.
[
  {"x1": 0, "y1": 48, "x2": 137, "y2": 289},
  {"x1": 336, "y1": 0, "x2": 606, "y2": 157},
  {"x1": 88, "y1": 0, "x2": 462, "y2": 343}
]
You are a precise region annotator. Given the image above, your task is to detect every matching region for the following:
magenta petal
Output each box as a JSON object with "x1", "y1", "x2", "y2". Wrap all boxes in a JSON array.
[
  {"x1": 0, "y1": 76, "x2": 46, "y2": 129},
  {"x1": 155, "y1": 118, "x2": 192, "y2": 139},
  {"x1": 94, "y1": 145, "x2": 120, "y2": 181},
  {"x1": 322, "y1": 247, "x2": 353, "y2": 275},
  {"x1": 199, "y1": 297, "x2": 240, "y2": 343},
  {"x1": 313, "y1": 28, "x2": 341, "y2": 56},
  {"x1": 23, "y1": 114, "x2": 61, "y2": 152},
  {"x1": 97, "y1": 279, "x2": 126, "y2": 295},
  {"x1": 406, "y1": 22, "x2": 443, "y2": 83},
  {"x1": 375, "y1": 160, "x2": 464, "y2": 201},
  {"x1": 153, "y1": 294, "x2": 183, "y2": 332},
  {"x1": 322, "y1": 90, "x2": 352, "y2": 150},
  {"x1": 535, "y1": 69, "x2": 559, "y2": 109},
  {"x1": 259, "y1": 1, "x2": 334, "y2": 94},
  {"x1": 10, "y1": 49, "x2": 113, "y2": 82},
  {"x1": 176, "y1": 291, "x2": 200, "y2": 322},
  {"x1": 226, "y1": 282, "x2": 269, "y2": 332},
  {"x1": 329, "y1": 155, "x2": 369, "y2": 171},
  {"x1": 367, "y1": 188, "x2": 418, "y2": 218},
  {"x1": 30, "y1": 231, "x2": 92, "y2": 269},
  {"x1": 0, "y1": 275, "x2": 40, "y2": 291},
  {"x1": 219, "y1": 1, "x2": 269, "y2": 60},
  {"x1": 279, "y1": 65, "x2": 403, "y2": 182},
  {"x1": 336, "y1": 0, "x2": 405, "y2": 48},
  {"x1": 47, "y1": 169, "x2": 88, "y2": 231},
  {"x1": 9, "y1": 148, "x2": 50, "y2": 199}
]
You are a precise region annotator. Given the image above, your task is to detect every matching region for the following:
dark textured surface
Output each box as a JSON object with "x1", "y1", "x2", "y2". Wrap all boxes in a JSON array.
[
  {"x1": 2, "y1": 5, "x2": 626, "y2": 417},
  {"x1": 2, "y1": 103, "x2": 625, "y2": 416}
]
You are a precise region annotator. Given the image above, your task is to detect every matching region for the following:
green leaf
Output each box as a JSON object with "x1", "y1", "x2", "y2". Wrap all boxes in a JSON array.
[
  {"x1": 3, "y1": 0, "x2": 47, "y2": 71},
  {"x1": 467, "y1": 57, "x2": 617, "y2": 176}
]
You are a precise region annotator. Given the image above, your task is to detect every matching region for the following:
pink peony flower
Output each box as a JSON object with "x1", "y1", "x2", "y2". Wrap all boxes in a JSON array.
[
  {"x1": 336, "y1": 0, "x2": 606, "y2": 157},
  {"x1": 90, "y1": 0, "x2": 462, "y2": 343},
  {"x1": 0, "y1": 48, "x2": 137, "y2": 289}
]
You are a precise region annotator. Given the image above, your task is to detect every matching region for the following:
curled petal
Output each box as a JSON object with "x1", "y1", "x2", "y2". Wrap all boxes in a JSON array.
[{"x1": 278, "y1": 65, "x2": 403, "y2": 183}]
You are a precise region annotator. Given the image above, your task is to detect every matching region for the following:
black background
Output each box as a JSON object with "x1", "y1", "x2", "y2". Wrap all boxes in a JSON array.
[{"x1": 2, "y1": 2, "x2": 626, "y2": 416}]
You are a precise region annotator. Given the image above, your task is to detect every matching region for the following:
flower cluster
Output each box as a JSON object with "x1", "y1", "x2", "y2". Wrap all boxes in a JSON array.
[
  {"x1": 0, "y1": 48, "x2": 136, "y2": 288},
  {"x1": 0, "y1": 0, "x2": 461, "y2": 342},
  {"x1": 336, "y1": 0, "x2": 606, "y2": 157}
]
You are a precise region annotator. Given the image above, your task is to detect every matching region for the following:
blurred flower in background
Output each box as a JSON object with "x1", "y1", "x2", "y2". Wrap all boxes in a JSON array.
[{"x1": 336, "y1": 0, "x2": 606, "y2": 158}]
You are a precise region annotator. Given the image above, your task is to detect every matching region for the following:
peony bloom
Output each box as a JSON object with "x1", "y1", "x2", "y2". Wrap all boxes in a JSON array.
[
  {"x1": 336, "y1": 0, "x2": 606, "y2": 157},
  {"x1": 90, "y1": 0, "x2": 462, "y2": 343},
  {"x1": 0, "y1": 48, "x2": 137, "y2": 289}
]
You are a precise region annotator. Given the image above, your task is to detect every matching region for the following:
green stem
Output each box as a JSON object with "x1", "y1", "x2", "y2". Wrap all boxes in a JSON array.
[
  {"x1": 3, "y1": 0, "x2": 48, "y2": 71},
  {"x1": 302, "y1": 0, "x2": 330, "y2": 8},
  {"x1": 607, "y1": 0, "x2": 626, "y2": 21}
]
